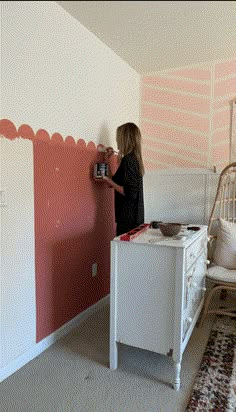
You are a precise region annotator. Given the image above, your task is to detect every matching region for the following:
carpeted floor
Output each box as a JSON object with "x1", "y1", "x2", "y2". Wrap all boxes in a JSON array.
[
  {"x1": 0, "y1": 301, "x2": 216, "y2": 412},
  {"x1": 186, "y1": 315, "x2": 236, "y2": 412}
]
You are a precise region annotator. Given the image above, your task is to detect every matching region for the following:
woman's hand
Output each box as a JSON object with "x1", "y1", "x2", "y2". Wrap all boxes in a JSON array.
[
  {"x1": 106, "y1": 147, "x2": 115, "y2": 157},
  {"x1": 93, "y1": 176, "x2": 113, "y2": 187},
  {"x1": 93, "y1": 176, "x2": 123, "y2": 194},
  {"x1": 103, "y1": 176, "x2": 124, "y2": 195},
  {"x1": 102, "y1": 176, "x2": 114, "y2": 187}
]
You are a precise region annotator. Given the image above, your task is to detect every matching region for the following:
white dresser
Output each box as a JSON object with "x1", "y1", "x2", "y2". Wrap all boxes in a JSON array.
[{"x1": 110, "y1": 225, "x2": 208, "y2": 390}]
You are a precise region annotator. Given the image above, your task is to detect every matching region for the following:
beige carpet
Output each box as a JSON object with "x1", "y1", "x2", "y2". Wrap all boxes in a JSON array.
[{"x1": 0, "y1": 300, "x2": 216, "y2": 412}]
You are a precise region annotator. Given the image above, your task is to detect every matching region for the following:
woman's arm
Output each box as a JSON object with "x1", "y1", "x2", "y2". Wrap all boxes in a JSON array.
[{"x1": 102, "y1": 176, "x2": 124, "y2": 195}]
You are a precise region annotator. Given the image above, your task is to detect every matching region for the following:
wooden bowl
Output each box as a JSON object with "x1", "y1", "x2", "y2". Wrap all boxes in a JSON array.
[{"x1": 159, "y1": 223, "x2": 182, "y2": 237}]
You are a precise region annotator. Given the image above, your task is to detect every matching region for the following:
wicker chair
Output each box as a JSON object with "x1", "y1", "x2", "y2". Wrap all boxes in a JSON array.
[{"x1": 199, "y1": 162, "x2": 236, "y2": 326}]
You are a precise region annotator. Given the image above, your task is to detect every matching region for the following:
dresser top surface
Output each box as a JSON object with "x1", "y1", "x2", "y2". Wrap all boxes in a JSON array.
[{"x1": 112, "y1": 225, "x2": 208, "y2": 248}]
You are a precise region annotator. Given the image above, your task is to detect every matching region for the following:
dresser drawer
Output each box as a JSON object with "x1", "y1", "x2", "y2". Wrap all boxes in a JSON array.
[
  {"x1": 184, "y1": 255, "x2": 206, "y2": 308},
  {"x1": 183, "y1": 255, "x2": 207, "y2": 341},
  {"x1": 185, "y1": 233, "x2": 207, "y2": 271},
  {"x1": 182, "y1": 279, "x2": 205, "y2": 342}
]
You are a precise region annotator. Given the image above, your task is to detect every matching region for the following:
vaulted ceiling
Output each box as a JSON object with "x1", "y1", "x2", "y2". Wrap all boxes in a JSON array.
[{"x1": 56, "y1": 1, "x2": 236, "y2": 74}]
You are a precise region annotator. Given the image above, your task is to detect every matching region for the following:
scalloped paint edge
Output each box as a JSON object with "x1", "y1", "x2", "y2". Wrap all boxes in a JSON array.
[{"x1": 0, "y1": 119, "x2": 104, "y2": 151}]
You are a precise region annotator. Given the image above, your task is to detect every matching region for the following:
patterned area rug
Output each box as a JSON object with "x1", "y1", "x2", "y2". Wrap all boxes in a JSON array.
[{"x1": 186, "y1": 316, "x2": 236, "y2": 412}]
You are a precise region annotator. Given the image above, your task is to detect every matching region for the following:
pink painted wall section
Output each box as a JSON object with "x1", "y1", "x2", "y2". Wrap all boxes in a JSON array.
[
  {"x1": 142, "y1": 75, "x2": 211, "y2": 95},
  {"x1": 214, "y1": 76, "x2": 236, "y2": 98},
  {"x1": 143, "y1": 160, "x2": 169, "y2": 170},
  {"x1": 166, "y1": 67, "x2": 211, "y2": 81},
  {"x1": 141, "y1": 67, "x2": 211, "y2": 170},
  {"x1": 212, "y1": 60, "x2": 236, "y2": 169},
  {"x1": 141, "y1": 121, "x2": 208, "y2": 151},
  {"x1": 143, "y1": 139, "x2": 207, "y2": 165},
  {"x1": 213, "y1": 99, "x2": 232, "y2": 110},
  {"x1": 142, "y1": 147, "x2": 203, "y2": 169},
  {"x1": 142, "y1": 104, "x2": 209, "y2": 133},
  {"x1": 214, "y1": 60, "x2": 236, "y2": 79},
  {"x1": 33, "y1": 141, "x2": 116, "y2": 341},
  {"x1": 141, "y1": 59, "x2": 235, "y2": 171},
  {"x1": 212, "y1": 129, "x2": 231, "y2": 145},
  {"x1": 212, "y1": 142, "x2": 230, "y2": 165},
  {"x1": 0, "y1": 119, "x2": 117, "y2": 342},
  {"x1": 213, "y1": 107, "x2": 231, "y2": 130},
  {"x1": 142, "y1": 87, "x2": 210, "y2": 114}
]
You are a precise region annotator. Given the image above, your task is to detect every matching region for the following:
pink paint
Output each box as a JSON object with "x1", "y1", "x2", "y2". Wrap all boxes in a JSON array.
[
  {"x1": 213, "y1": 108, "x2": 231, "y2": 130},
  {"x1": 142, "y1": 145, "x2": 206, "y2": 166},
  {"x1": 51, "y1": 133, "x2": 64, "y2": 144},
  {"x1": 142, "y1": 147, "x2": 206, "y2": 168},
  {"x1": 142, "y1": 105, "x2": 209, "y2": 133},
  {"x1": 0, "y1": 119, "x2": 117, "y2": 343},
  {"x1": 87, "y1": 141, "x2": 97, "y2": 151},
  {"x1": 142, "y1": 87, "x2": 210, "y2": 114},
  {"x1": 65, "y1": 135, "x2": 76, "y2": 146},
  {"x1": 141, "y1": 121, "x2": 208, "y2": 151},
  {"x1": 18, "y1": 124, "x2": 35, "y2": 140},
  {"x1": 33, "y1": 140, "x2": 116, "y2": 342},
  {"x1": 0, "y1": 119, "x2": 18, "y2": 139},
  {"x1": 214, "y1": 60, "x2": 236, "y2": 79},
  {"x1": 213, "y1": 98, "x2": 233, "y2": 110},
  {"x1": 35, "y1": 129, "x2": 50, "y2": 141},
  {"x1": 142, "y1": 76, "x2": 211, "y2": 95},
  {"x1": 77, "y1": 139, "x2": 87, "y2": 149},
  {"x1": 143, "y1": 160, "x2": 168, "y2": 170},
  {"x1": 143, "y1": 140, "x2": 207, "y2": 164},
  {"x1": 214, "y1": 76, "x2": 236, "y2": 97},
  {"x1": 212, "y1": 128, "x2": 230, "y2": 144},
  {"x1": 166, "y1": 67, "x2": 211, "y2": 81},
  {"x1": 0, "y1": 119, "x2": 100, "y2": 149},
  {"x1": 212, "y1": 143, "x2": 230, "y2": 164}
]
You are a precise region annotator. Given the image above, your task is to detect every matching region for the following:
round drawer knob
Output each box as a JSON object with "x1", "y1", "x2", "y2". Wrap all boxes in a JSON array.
[{"x1": 188, "y1": 317, "x2": 192, "y2": 323}]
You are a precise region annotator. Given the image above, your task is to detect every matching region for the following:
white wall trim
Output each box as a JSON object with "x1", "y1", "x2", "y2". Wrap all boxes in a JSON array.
[{"x1": 0, "y1": 294, "x2": 110, "y2": 383}]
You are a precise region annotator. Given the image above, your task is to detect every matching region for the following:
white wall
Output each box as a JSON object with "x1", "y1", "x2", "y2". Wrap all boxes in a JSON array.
[
  {"x1": 1, "y1": 1, "x2": 140, "y2": 147},
  {"x1": 0, "y1": 1, "x2": 2, "y2": 369},
  {"x1": 0, "y1": 0, "x2": 140, "y2": 381},
  {"x1": 0, "y1": 137, "x2": 36, "y2": 368},
  {"x1": 144, "y1": 169, "x2": 220, "y2": 226},
  {"x1": 0, "y1": 2, "x2": 2, "y2": 118}
]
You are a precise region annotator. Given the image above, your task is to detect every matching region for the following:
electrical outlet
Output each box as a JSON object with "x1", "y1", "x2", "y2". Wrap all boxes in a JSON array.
[{"x1": 92, "y1": 263, "x2": 97, "y2": 277}]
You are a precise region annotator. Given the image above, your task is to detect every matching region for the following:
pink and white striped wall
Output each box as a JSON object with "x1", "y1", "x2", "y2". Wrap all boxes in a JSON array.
[{"x1": 141, "y1": 59, "x2": 236, "y2": 171}]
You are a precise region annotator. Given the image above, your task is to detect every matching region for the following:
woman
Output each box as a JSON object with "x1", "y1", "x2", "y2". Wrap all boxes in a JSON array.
[{"x1": 103, "y1": 122, "x2": 145, "y2": 236}]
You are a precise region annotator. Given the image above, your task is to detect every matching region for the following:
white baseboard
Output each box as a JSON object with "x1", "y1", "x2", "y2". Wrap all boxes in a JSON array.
[{"x1": 0, "y1": 294, "x2": 110, "y2": 383}]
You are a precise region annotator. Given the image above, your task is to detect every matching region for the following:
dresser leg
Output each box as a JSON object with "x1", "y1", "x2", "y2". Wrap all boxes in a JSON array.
[
  {"x1": 173, "y1": 362, "x2": 181, "y2": 391},
  {"x1": 110, "y1": 340, "x2": 118, "y2": 370}
]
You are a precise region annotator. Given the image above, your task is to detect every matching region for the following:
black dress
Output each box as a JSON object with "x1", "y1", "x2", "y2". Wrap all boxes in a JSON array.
[{"x1": 112, "y1": 152, "x2": 144, "y2": 236}]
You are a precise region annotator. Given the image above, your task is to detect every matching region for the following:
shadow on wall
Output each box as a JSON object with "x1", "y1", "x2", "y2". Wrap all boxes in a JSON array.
[
  {"x1": 34, "y1": 136, "x2": 117, "y2": 342},
  {"x1": 97, "y1": 122, "x2": 111, "y2": 148}
]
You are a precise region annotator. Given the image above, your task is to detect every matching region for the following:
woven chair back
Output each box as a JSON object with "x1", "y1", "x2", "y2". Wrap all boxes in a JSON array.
[{"x1": 208, "y1": 162, "x2": 236, "y2": 261}]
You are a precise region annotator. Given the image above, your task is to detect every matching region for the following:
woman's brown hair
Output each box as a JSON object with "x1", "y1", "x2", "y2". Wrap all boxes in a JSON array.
[{"x1": 116, "y1": 123, "x2": 145, "y2": 176}]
